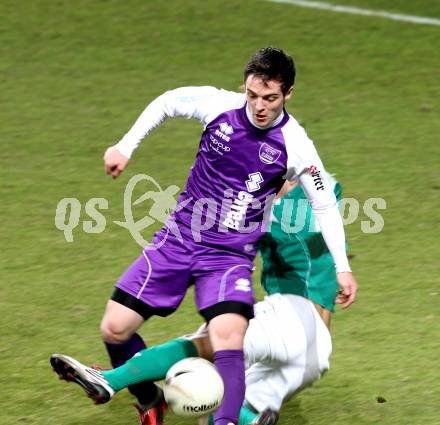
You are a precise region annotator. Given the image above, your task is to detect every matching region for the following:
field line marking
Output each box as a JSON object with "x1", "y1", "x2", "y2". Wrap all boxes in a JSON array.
[{"x1": 266, "y1": 0, "x2": 440, "y2": 26}]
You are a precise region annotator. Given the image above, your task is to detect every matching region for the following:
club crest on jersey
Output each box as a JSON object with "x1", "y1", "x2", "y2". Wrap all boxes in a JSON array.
[
  {"x1": 259, "y1": 143, "x2": 281, "y2": 164},
  {"x1": 308, "y1": 165, "x2": 324, "y2": 191},
  {"x1": 214, "y1": 122, "x2": 234, "y2": 142}
]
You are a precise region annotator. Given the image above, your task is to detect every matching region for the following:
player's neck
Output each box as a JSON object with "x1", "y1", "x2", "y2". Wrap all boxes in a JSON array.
[{"x1": 245, "y1": 104, "x2": 284, "y2": 129}]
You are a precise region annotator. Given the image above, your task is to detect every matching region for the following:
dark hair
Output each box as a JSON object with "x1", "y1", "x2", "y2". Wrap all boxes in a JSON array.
[{"x1": 244, "y1": 47, "x2": 295, "y2": 95}]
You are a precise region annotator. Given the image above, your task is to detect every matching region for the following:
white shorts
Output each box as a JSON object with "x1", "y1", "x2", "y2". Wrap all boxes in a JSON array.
[
  {"x1": 187, "y1": 293, "x2": 332, "y2": 412},
  {"x1": 243, "y1": 293, "x2": 332, "y2": 412}
]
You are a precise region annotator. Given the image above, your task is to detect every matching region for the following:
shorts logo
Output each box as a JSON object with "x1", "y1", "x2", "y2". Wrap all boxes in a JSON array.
[
  {"x1": 246, "y1": 172, "x2": 264, "y2": 192},
  {"x1": 235, "y1": 278, "x2": 251, "y2": 292},
  {"x1": 259, "y1": 143, "x2": 281, "y2": 164},
  {"x1": 308, "y1": 165, "x2": 324, "y2": 191}
]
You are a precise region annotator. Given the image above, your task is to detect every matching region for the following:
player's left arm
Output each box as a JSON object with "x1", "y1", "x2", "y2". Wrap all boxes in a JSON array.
[{"x1": 287, "y1": 139, "x2": 357, "y2": 308}]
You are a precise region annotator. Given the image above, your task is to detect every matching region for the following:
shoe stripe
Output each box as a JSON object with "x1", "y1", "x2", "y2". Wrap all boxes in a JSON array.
[{"x1": 85, "y1": 368, "x2": 106, "y2": 380}]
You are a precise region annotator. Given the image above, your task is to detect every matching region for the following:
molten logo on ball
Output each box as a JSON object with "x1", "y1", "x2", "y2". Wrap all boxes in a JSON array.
[
  {"x1": 183, "y1": 401, "x2": 220, "y2": 413},
  {"x1": 164, "y1": 357, "x2": 225, "y2": 417}
]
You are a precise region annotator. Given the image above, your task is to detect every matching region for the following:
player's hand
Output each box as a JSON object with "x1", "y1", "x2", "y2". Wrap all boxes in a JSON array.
[
  {"x1": 335, "y1": 271, "x2": 357, "y2": 309},
  {"x1": 275, "y1": 180, "x2": 298, "y2": 200},
  {"x1": 103, "y1": 146, "x2": 129, "y2": 179}
]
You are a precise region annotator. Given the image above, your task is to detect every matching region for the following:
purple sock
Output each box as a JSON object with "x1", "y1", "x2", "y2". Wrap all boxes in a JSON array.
[
  {"x1": 213, "y1": 349, "x2": 245, "y2": 425},
  {"x1": 105, "y1": 333, "x2": 146, "y2": 367},
  {"x1": 105, "y1": 333, "x2": 158, "y2": 406}
]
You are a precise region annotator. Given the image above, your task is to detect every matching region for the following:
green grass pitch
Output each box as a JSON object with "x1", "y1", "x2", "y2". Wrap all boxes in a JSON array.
[{"x1": 1, "y1": 0, "x2": 439, "y2": 423}]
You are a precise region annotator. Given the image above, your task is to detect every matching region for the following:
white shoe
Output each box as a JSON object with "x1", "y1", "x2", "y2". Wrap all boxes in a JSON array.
[{"x1": 50, "y1": 354, "x2": 115, "y2": 404}]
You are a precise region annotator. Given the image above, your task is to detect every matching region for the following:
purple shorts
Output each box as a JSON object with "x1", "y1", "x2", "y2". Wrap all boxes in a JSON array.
[{"x1": 115, "y1": 228, "x2": 255, "y2": 318}]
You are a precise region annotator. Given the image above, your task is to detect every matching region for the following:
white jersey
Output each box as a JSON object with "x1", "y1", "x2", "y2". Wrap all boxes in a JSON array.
[
  {"x1": 244, "y1": 293, "x2": 331, "y2": 411},
  {"x1": 188, "y1": 293, "x2": 331, "y2": 412}
]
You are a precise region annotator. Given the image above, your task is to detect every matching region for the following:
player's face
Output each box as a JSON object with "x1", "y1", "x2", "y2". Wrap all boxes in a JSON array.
[{"x1": 245, "y1": 75, "x2": 292, "y2": 128}]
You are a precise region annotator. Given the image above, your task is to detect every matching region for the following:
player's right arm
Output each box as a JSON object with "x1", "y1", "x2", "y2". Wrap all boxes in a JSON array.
[
  {"x1": 103, "y1": 146, "x2": 130, "y2": 179},
  {"x1": 103, "y1": 86, "x2": 244, "y2": 179}
]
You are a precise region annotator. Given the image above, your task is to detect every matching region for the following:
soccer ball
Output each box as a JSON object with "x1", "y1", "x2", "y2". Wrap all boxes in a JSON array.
[{"x1": 163, "y1": 357, "x2": 224, "y2": 417}]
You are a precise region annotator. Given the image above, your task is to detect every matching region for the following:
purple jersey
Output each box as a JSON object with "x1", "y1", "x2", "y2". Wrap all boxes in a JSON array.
[
  {"x1": 174, "y1": 104, "x2": 291, "y2": 256},
  {"x1": 116, "y1": 87, "x2": 350, "y2": 272}
]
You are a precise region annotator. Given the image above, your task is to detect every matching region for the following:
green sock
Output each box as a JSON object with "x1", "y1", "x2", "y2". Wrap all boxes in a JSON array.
[
  {"x1": 238, "y1": 404, "x2": 258, "y2": 425},
  {"x1": 207, "y1": 405, "x2": 258, "y2": 425},
  {"x1": 101, "y1": 338, "x2": 198, "y2": 391}
]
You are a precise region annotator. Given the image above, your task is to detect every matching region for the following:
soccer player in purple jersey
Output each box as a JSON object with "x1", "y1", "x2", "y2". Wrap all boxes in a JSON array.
[{"x1": 55, "y1": 47, "x2": 357, "y2": 425}]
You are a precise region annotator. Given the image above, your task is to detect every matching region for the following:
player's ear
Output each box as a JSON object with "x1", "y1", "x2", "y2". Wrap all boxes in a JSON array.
[{"x1": 284, "y1": 86, "x2": 294, "y2": 100}]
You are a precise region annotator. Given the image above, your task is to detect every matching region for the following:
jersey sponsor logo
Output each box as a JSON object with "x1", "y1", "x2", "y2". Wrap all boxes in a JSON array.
[
  {"x1": 308, "y1": 165, "x2": 324, "y2": 191},
  {"x1": 222, "y1": 191, "x2": 254, "y2": 230},
  {"x1": 214, "y1": 122, "x2": 234, "y2": 142},
  {"x1": 259, "y1": 143, "x2": 281, "y2": 164},
  {"x1": 246, "y1": 172, "x2": 264, "y2": 192},
  {"x1": 235, "y1": 278, "x2": 251, "y2": 292},
  {"x1": 209, "y1": 134, "x2": 230, "y2": 155}
]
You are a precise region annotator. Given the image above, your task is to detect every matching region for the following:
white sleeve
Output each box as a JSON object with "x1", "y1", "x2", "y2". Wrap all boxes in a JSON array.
[
  {"x1": 283, "y1": 122, "x2": 351, "y2": 273},
  {"x1": 115, "y1": 86, "x2": 243, "y2": 158}
]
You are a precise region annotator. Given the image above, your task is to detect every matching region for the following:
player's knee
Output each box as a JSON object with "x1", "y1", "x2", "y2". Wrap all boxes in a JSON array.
[
  {"x1": 100, "y1": 319, "x2": 133, "y2": 343},
  {"x1": 209, "y1": 313, "x2": 248, "y2": 350},
  {"x1": 212, "y1": 326, "x2": 246, "y2": 343}
]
